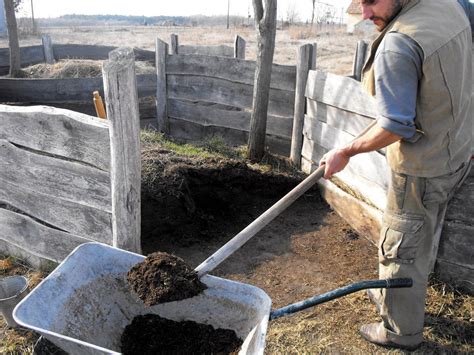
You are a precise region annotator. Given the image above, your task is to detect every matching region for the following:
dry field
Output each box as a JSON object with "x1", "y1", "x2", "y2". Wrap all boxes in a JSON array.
[{"x1": 0, "y1": 24, "x2": 373, "y2": 75}]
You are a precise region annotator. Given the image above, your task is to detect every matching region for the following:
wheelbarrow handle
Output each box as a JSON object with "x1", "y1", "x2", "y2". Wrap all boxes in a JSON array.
[{"x1": 269, "y1": 278, "x2": 412, "y2": 320}]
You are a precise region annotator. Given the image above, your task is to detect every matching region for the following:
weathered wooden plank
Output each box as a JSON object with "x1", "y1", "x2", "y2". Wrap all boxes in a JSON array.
[
  {"x1": 166, "y1": 55, "x2": 296, "y2": 92},
  {"x1": 103, "y1": 48, "x2": 141, "y2": 253},
  {"x1": 0, "y1": 209, "x2": 94, "y2": 262},
  {"x1": 291, "y1": 44, "x2": 314, "y2": 167},
  {"x1": 178, "y1": 44, "x2": 234, "y2": 57},
  {"x1": 0, "y1": 105, "x2": 110, "y2": 170},
  {"x1": 0, "y1": 139, "x2": 111, "y2": 211},
  {"x1": 53, "y1": 44, "x2": 116, "y2": 60},
  {"x1": 438, "y1": 222, "x2": 474, "y2": 267},
  {"x1": 302, "y1": 138, "x2": 387, "y2": 210},
  {"x1": 446, "y1": 175, "x2": 474, "y2": 224},
  {"x1": 302, "y1": 158, "x2": 383, "y2": 243},
  {"x1": 435, "y1": 259, "x2": 473, "y2": 294},
  {"x1": 0, "y1": 74, "x2": 156, "y2": 103},
  {"x1": 156, "y1": 38, "x2": 169, "y2": 133},
  {"x1": 0, "y1": 239, "x2": 54, "y2": 269},
  {"x1": 168, "y1": 99, "x2": 293, "y2": 139},
  {"x1": 0, "y1": 45, "x2": 44, "y2": 70},
  {"x1": 169, "y1": 117, "x2": 291, "y2": 157},
  {"x1": 0, "y1": 178, "x2": 112, "y2": 242},
  {"x1": 234, "y1": 35, "x2": 246, "y2": 59},
  {"x1": 42, "y1": 35, "x2": 55, "y2": 64},
  {"x1": 303, "y1": 115, "x2": 389, "y2": 189},
  {"x1": 352, "y1": 40, "x2": 368, "y2": 82},
  {"x1": 306, "y1": 70, "x2": 377, "y2": 118},
  {"x1": 307, "y1": 100, "x2": 375, "y2": 137},
  {"x1": 167, "y1": 74, "x2": 295, "y2": 118}
]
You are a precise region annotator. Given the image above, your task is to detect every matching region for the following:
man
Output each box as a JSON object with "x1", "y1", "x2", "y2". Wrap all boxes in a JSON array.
[{"x1": 320, "y1": 0, "x2": 472, "y2": 350}]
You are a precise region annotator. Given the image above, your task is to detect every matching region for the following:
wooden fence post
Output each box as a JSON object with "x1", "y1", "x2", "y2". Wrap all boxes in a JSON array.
[
  {"x1": 156, "y1": 38, "x2": 169, "y2": 134},
  {"x1": 102, "y1": 47, "x2": 141, "y2": 253},
  {"x1": 170, "y1": 33, "x2": 178, "y2": 55},
  {"x1": 352, "y1": 40, "x2": 368, "y2": 81},
  {"x1": 234, "y1": 35, "x2": 246, "y2": 59},
  {"x1": 41, "y1": 35, "x2": 55, "y2": 64},
  {"x1": 290, "y1": 43, "x2": 316, "y2": 167}
]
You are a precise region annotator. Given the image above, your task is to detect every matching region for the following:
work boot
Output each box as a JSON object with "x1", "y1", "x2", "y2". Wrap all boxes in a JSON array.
[{"x1": 359, "y1": 322, "x2": 421, "y2": 351}]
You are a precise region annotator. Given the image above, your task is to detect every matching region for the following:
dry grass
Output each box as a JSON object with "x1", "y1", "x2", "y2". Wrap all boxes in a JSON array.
[
  {"x1": 0, "y1": 24, "x2": 371, "y2": 75},
  {"x1": 0, "y1": 255, "x2": 46, "y2": 354},
  {"x1": 265, "y1": 277, "x2": 473, "y2": 353}
]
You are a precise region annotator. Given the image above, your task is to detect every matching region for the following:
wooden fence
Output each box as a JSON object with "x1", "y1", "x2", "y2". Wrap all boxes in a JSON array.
[
  {"x1": 0, "y1": 47, "x2": 141, "y2": 268},
  {"x1": 298, "y1": 69, "x2": 474, "y2": 293},
  {"x1": 155, "y1": 38, "x2": 316, "y2": 156},
  {"x1": 0, "y1": 34, "x2": 155, "y2": 75},
  {"x1": 170, "y1": 34, "x2": 246, "y2": 59}
]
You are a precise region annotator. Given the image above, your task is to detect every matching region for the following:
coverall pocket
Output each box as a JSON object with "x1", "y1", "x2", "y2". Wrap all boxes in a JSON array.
[{"x1": 379, "y1": 213, "x2": 424, "y2": 264}]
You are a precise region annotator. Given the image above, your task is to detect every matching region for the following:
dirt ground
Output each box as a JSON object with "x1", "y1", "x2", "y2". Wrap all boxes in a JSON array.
[
  {"x1": 1, "y1": 145, "x2": 473, "y2": 353},
  {"x1": 137, "y1": 146, "x2": 473, "y2": 354}
]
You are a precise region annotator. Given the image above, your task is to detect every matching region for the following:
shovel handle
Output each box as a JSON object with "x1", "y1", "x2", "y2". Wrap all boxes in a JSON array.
[
  {"x1": 195, "y1": 165, "x2": 325, "y2": 277},
  {"x1": 269, "y1": 278, "x2": 413, "y2": 320}
]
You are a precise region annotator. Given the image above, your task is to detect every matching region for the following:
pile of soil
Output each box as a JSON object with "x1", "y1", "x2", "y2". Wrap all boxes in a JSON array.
[
  {"x1": 140, "y1": 148, "x2": 303, "y2": 251},
  {"x1": 127, "y1": 252, "x2": 206, "y2": 306},
  {"x1": 121, "y1": 314, "x2": 242, "y2": 355}
]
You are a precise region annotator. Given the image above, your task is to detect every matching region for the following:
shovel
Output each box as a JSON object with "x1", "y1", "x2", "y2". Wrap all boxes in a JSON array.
[
  {"x1": 195, "y1": 120, "x2": 379, "y2": 276},
  {"x1": 195, "y1": 164, "x2": 325, "y2": 276}
]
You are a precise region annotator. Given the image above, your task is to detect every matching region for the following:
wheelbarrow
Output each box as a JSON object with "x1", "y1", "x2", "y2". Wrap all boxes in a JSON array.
[{"x1": 13, "y1": 242, "x2": 412, "y2": 355}]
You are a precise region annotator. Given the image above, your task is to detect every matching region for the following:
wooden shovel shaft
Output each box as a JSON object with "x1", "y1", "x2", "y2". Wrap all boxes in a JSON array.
[{"x1": 195, "y1": 165, "x2": 325, "y2": 276}]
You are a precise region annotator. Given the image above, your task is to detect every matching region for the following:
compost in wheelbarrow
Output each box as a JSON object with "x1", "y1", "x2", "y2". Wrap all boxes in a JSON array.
[{"x1": 13, "y1": 243, "x2": 412, "y2": 355}]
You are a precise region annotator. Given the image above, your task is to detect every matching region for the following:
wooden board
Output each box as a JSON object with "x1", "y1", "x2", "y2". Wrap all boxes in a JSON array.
[
  {"x1": 0, "y1": 105, "x2": 110, "y2": 171},
  {"x1": 302, "y1": 157, "x2": 383, "y2": 243},
  {"x1": 307, "y1": 100, "x2": 375, "y2": 137},
  {"x1": 303, "y1": 115, "x2": 389, "y2": 189},
  {"x1": 177, "y1": 44, "x2": 234, "y2": 57},
  {"x1": 306, "y1": 70, "x2": 377, "y2": 118},
  {"x1": 169, "y1": 117, "x2": 291, "y2": 156},
  {"x1": 0, "y1": 139, "x2": 111, "y2": 212},
  {"x1": 0, "y1": 209, "x2": 94, "y2": 262},
  {"x1": 167, "y1": 74, "x2": 295, "y2": 118},
  {"x1": 438, "y1": 221, "x2": 474, "y2": 268},
  {"x1": 168, "y1": 98, "x2": 293, "y2": 139},
  {"x1": 0, "y1": 45, "x2": 45, "y2": 72},
  {"x1": 302, "y1": 138, "x2": 387, "y2": 210},
  {"x1": 0, "y1": 178, "x2": 112, "y2": 242},
  {"x1": 0, "y1": 74, "x2": 156, "y2": 103},
  {"x1": 445, "y1": 175, "x2": 474, "y2": 225},
  {"x1": 167, "y1": 54, "x2": 296, "y2": 92},
  {"x1": 435, "y1": 259, "x2": 473, "y2": 294}
]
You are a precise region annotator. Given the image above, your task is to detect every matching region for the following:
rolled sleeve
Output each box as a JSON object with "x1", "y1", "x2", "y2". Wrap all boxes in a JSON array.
[{"x1": 374, "y1": 33, "x2": 423, "y2": 140}]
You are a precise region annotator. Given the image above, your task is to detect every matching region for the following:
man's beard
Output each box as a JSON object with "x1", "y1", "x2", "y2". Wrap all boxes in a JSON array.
[{"x1": 371, "y1": 0, "x2": 403, "y2": 31}]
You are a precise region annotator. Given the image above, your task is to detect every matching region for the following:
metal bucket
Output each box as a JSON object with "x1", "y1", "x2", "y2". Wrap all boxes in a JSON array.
[
  {"x1": 1, "y1": 275, "x2": 28, "y2": 327},
  {"x1": 13, "y1": 243, "x2": 272, "y2": 355}
]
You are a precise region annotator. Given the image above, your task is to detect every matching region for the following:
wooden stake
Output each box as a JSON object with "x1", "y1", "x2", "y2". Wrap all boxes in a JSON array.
[{"x1": 93, "y1": 91, "x2": 106, "y2": 119}]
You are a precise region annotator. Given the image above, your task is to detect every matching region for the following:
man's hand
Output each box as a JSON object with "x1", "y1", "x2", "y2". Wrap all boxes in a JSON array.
[{"x1": 320, "y1": 149, "x2": 351, "y2": 179}]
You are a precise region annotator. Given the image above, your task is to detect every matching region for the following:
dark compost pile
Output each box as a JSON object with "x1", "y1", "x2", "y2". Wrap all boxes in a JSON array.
[
  {"x1": 121, "y1": 314, "x2": 243, "y2": 355},
  {"x1": 127, "y1": 252, "x2": 206, "y2": 306}
]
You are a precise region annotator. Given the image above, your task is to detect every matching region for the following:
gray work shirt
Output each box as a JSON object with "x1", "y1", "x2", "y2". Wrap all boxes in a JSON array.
[{"x1": 374, "y1": 0, "x2": 473, "y2": 140}]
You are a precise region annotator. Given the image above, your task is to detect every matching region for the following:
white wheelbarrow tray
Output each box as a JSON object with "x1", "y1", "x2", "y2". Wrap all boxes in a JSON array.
[{"x1": 13, "y1": 242, "x2": 272, "y2": 355}]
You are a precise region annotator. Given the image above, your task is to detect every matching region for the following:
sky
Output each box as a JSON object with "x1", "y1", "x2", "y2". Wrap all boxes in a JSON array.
[{"x1": 18, "y1": 0, "x2": 354, "y2": 22}]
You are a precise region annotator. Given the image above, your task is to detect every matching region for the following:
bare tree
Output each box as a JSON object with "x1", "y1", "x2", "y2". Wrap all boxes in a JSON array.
[
  {"x1": 311, "y1": 0, "x2": 316, "y2": 27},
  {"x1": 247, "y1": 0, "x2": 277, "y2": 161},
  {"x1": 4, "y1": 0, "x2": 21, "y2": 77}
]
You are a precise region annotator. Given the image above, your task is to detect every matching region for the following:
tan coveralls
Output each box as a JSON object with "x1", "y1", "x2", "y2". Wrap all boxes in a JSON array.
[{"x1": 361, "y1": 0, "x2": 473, "y2": 346}]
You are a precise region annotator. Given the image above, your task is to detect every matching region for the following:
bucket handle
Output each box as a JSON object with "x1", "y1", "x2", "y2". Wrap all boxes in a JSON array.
[{"x1": 269, "y1": 278, "x2": 412, "y2": 320}]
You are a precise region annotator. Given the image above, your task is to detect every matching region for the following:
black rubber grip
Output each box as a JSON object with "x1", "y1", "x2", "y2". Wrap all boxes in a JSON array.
[{"x1": 386, "y1": 278, "x2": 413, "y2": 288}]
